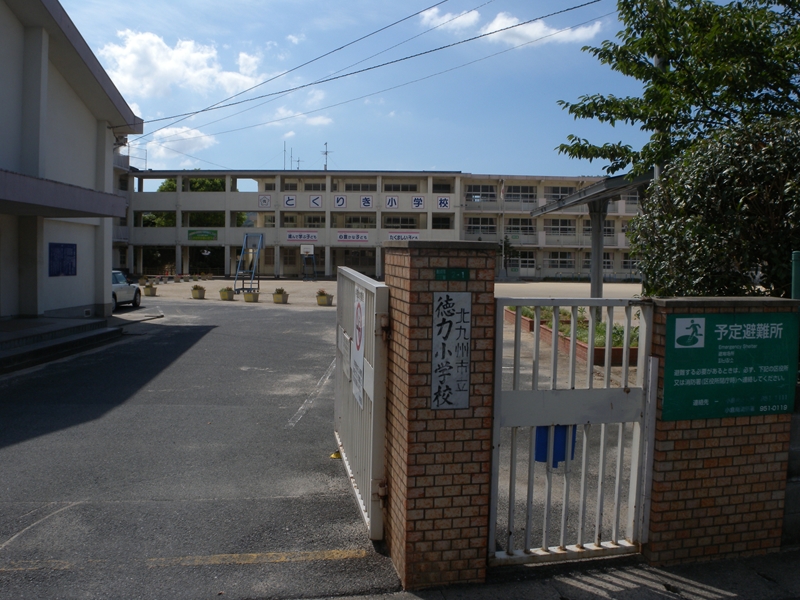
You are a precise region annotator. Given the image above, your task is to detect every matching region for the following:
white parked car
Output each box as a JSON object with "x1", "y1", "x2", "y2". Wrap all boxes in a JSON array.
[{"x1": 111, "y1": 270, "x2": 140, "y2": 311}]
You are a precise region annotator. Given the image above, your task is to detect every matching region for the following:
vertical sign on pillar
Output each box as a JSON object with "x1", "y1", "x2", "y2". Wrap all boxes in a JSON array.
[
  {"x1": 432, "y1": 292, "x2": 471, "y2": 409},
  {"x1": 352, "y1": 285, "x2": 366, "y2": 408}
]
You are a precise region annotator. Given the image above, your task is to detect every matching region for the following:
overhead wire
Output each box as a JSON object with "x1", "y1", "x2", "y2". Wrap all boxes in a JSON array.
[
  {"x1": 122, "y1": 0, "x2": 453, "y2": 142},
  {"x1": 142, "y1": 0, "x2": 499, "y2": 148},
  {"x1": 128, "y1": 0, "x2": 602, "y2": 142},
  {"x1": 145, "y1": 11, "x2": 616, "y2": 153}
]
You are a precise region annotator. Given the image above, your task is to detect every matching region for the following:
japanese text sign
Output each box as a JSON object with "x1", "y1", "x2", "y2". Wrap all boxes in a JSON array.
[
  {"x1": 432, "y1": 292, "x2": 471, "y2": 410},
  {"x1": 663, "y1": 312, "x2": 798, "y2": 420}
]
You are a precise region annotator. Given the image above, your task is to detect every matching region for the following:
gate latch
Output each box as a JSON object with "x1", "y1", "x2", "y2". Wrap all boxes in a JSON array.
[{"x1": 380, "y1": 314, "x2": 391, "y2": 342}]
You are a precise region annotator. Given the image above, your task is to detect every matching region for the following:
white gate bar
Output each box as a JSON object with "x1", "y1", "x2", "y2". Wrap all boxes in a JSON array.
[
  {"x1": 568, "y1": 306, "x2": 578, "y2": 390},
  {"x1": 550, "y1": 309, "x2": 560, "y2": 390},
  {"x1": 524, "y1": 430, "x2": 536, "y2": 550},
  {"x1": 587, "y1": 305, "x2": 596, "y2": 389},
  {"x1": 622, "y1": 305, "x2": 632, "y2": 384},
  {"x1": 559, "y1": 424, "x2": 574, "y2": 550},
  {"x1": 577, "y1": 424, "x2": 590, "y2": 548},
  {"x1": 532, "y1": 307, "x2": 541, "y2": 389},
  {"x1": 513, "y1": 310, "x2": 522, "y2": 390},
  {"x1": 595, "y1": 423, "x2": 608, "y2": 547},
  {"x1": 604, "y1": 305, "x2": 614, "y2": 388},
  {"x1": 507, "y1": 427, "x2": 518, "y2": 552},
  {"x1": 542, "y1": 424, "x2": 555, "y2": 550},
  {"x1": 499, "y1": 388, "x2": 643, "y2": 427},
  {"x1": 612, "y1": 422, "x2": 625, "y2": 543}
]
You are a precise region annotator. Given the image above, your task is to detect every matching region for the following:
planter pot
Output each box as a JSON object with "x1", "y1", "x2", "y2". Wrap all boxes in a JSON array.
[
  {"x1": 244, "y1": 292, "x2": 259, "y2": 303},
  {"x1": 219, "y1": 290, "x2": 235, "y2": 301},
  {"x1": 143, "y1": 287, "x2": 157, "y2": 297},
  {"x1": 273, "y1": 293, "x2": 289, "y2": 304},
  {"x1": 539, "y1": 324, "x2": 638, "y2": 367},
  {"x1": 192, "y1": 289, "x2": 206, "y2": 299},
  {"x1": 317, "y1": 295, "x2": 334, "y2": 306},
  {"x1": 192, "y1": 276, "x2": 199, "y2": 281},
  {"x1": 138, "y1": 278, "x2": 147, "y2": 286}
]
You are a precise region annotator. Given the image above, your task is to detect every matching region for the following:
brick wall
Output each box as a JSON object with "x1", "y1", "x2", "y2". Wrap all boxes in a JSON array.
[
  {"x1": 382, "y1": 241, "x2": 496, "y2": 589},
  {"x1": 645, "y1": 298, "x2": 797, "y2": 565}
]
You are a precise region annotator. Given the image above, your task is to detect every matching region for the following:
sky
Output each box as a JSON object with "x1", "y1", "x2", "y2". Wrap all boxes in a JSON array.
[{"x1": 60, "y1": 0, "x2": 649, "y2": 178}]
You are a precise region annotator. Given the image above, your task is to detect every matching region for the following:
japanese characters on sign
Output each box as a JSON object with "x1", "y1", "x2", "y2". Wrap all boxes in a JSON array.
[
  {"x1": 309, "y1": 195, "x2": 322, "y2": 208},
  {"x1": 284, "y1": 195, "x2": 296, "y2": 208},
  {"x1": 387, "y1": 232, "x2": 420, "y2": 241},
  {"x1": 431, "y1": 292, "x2": 471, "y2": 410},
  {"x1": 360, "y1": 196, "x2": 373, "y2": 208},
  {"x1": 48, "y1": 243, "x2": 77, "y2": 277},
  {"x1": 437, "y1": 196, "x2": 451, "y2": 209},
  {"x1": 352, "y1": 285, "x2": 366, "y2": 408},
  {"x1": 258, "y1": 194, "x2": 272, "y2": 208},
  {"x1": 412, "y1": 196, "x2": 424, "y2": 210},
  {"x1": 286, "y1": 230, "x2": 318, "y2": 242},
  {"x1": 337, "y1": 231, "x2": 369, "y2": 242},
  {"x1": 663, "y1": 313, "x2": 799, "y2": 420},
  {"x1": 385, "y1": 196, "x2": 399, "y2": 209},
  {"x1": 334, "y1": 195, "x2": 347, "y2": 208}
]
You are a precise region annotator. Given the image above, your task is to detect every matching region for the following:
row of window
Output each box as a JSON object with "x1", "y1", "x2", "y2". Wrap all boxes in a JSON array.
[
  {"x1": 465, "y1": 218, "x2": 623, "y2": 236},
  {"x1": 265, "y1": 182, "x2": 433, "y2": 193},
  {"x1": 509, "y1": 252, "x2": 640, "y2": 270}
]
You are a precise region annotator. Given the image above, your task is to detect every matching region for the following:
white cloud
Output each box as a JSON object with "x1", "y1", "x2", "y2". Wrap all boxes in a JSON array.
[
  {"x1": 282, "y1": 131, "x2": 296, "y2": 139},
  {"x1": 144, "y1": 126, "x2": 217, "y2": 165},
  {"x1": 305, "y1": 90, "x2": 326, "y2": 107},
  {"x1": 266, "y1": 106, "x2": 332, "y2": 128},
  {"x1": 420, "y1": 7, "x2": 480, "y2": 31},
  {"x1": 479, "y1": 13, "x2": 602, "y2": 46},
  {"x1": 286, "y1": 34, "x2": 305, "y2": 45},
  {"x1": 99, "y1": 30, "x2": 268, "y2": 98},
  {"x1": 306, "y1": 115, "x2": 332, "y2": 126},
  {"x1": 128, "y1": 101, "x2": 143, "y2": 118}
]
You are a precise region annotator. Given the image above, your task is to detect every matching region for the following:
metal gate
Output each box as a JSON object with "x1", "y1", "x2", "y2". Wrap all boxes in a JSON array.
[
  {"x1": 334, "y1": 267, "x2": 389, "y2": 540},
  {"x1": 490, "y1": 298, "x2": 658, "y2": 565}
]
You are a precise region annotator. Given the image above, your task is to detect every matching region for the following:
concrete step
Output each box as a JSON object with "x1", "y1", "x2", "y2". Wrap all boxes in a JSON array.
[
  {"x1": 0, "y1": 319, "x2": 107, "y2": 352},
  {"x1": 0, "y1": 326, "x2": 123, "y2": 374}
]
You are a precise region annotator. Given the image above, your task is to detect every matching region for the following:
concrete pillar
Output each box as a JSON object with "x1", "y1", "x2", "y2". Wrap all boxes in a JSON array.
[
  {"x1": 224, "y1": 245, "x2": 232, "y2": 276},
  {"x1": 127, "y1": 244, "x2": 134, "y2": 273},
  {"x1": 375, "y1": 246, "x2": 382, "y2": 279},
  {"x1": 18, "y1": 216, "x2": 44, "y2": 316},
  {"x1": 175, "y1": 244, "x2": 183, "y2": 275},
  {"x1": 275, "y1": 245, "x2": 282, "y2": 278},
  {"x1": 21, "y1": 27, "x2": 49, "y2": 178},
  {"x1": 588, "y1": 198, "x2": 609, "y2": 299},
  {"x1": 325, "y1": 245, "x2": 332, "y2": 277},
  {"x1": 95, "y1": 219, "x2": 112, "y2": 315},
  {"x1": 645, "y1": 297, "x2": 800, "y2": 565},
  {"x1": 382, "y1": 241, "x2": 496, "y2": 589}
]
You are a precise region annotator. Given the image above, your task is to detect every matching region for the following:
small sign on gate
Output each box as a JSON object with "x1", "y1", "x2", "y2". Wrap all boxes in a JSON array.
[
  {"x1": 351, "y1": 285, "x2": 366, "y2": 408},
  {"x1": 432, "y1": 292, "x2": 471, "y2": 410}
]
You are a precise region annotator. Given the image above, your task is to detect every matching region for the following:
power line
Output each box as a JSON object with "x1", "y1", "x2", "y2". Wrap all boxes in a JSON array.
[
  {"x1": 142, "y1": 0, "x2": 498, "y2": 148},
  {"x1": 122, "y1": 0, "x2": 453, "y2": 142},
  {"x1": 129, "y1": 0, "x2": 601, "y2": 139},
  {"x1": 140, "y1": 12, "x2": 616, "y2": 151}
]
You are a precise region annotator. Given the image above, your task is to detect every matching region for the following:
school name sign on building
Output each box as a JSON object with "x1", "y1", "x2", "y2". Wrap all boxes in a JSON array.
[{"x1": 663, "y1": 312, "x2": 799, "y2": 420}]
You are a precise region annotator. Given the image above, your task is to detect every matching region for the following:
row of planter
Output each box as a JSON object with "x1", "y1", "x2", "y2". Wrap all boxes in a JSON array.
[
  {"x1": 503, "y1": 307, "x2": 638, "y2": 366},
  {"x1": 138, "y1": 275, "x2": 213, "y2": 285},
  {"x1": 141, "y1": 285, "x2": 335, "y2": 305}
]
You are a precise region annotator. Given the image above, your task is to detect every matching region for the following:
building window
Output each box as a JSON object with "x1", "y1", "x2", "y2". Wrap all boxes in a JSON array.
[
  {"x1": 304, "y1": 182, "x2": 326, "y2": 191},
  {"x1": 304, "y1": 214, "x2": 326, "y2": 228},
  {"x1": 432, "y1": 215, "x2": 453, "y2": 230},
  {"x1": 281, "y1": 214, "x2": 297, "y2": 227},
  {"x1": 343, "y1": 249, "x2": 374, "y2": 267},
  {"x1": 544, "y1": 219, "x2": 576, "y2": 236},
  {"x1": 583, "y1": 252, "x2": 613, "y2": 269},
  {"x1": 384, "y1": 183, "x2": 418, "y2": 192},
  {"x1": 465, "y1": 184, "x2": 497, "y2": 202},
  {"x1": 622, "y1": 253, "x2": 639, "y2": 270},
  {"x1": 517, "y1": 251, "x2": 535, "y2": 269},
  {"x1": 232, "y1": 212, "x2": 275, "y2": 227},
  {"x1": 505, "y1": 218, "x2": 535, "y2": 234},
  {"x1": 465, "y1": 217, "x2": 496, "y2": 234},
  {"x1": 264, "y1": 182, "x2": 276, "y2": 191},
  {"x1": 119, "y1": 247, "x2": 127, "y2": 266},
  {"x1": 544, "y1": 186, "x2": 576, "y2": 201},
  {"x1": 135, "y1": 211, "x2": 176, "y2": 227},
  {"x1": 581, "y1": 219, "x2": 615, "y2": 236},
  {"x1": 344, "y1": 215, "x2": 376, "y2": 228},
  {"x1": 432, "y1": 183, "x2": 452, "y2": 193},
  {"x1": 505, "y1": 185, "x2": 537, "y2": 201},
  {"x1": 282, "y1": 182, "x2": 298, "y2": 191},
  {"x1": 283, "y1": 251, "x2": 297, "y2": 266},
  {"x1": 118, "y1": 176, "x2": 129, "y2": 191},
  {"x1": 344, "y1": 183, "x2": 377, "y2": 192},
  {"x1": 383, "y1": 215, "x2": 419, "y2": 229},
  {"x1": 546, "y1": 251, "x2": 574, "y2": 269}
]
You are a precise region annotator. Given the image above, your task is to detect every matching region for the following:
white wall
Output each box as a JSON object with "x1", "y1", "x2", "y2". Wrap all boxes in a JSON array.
[
  {"x1": 41, "y1": 218, "x2": 99, "y2": 313},
  {"x1": 0, "y1": 215, "x2": 20, "y2": 317},
  {"x1": 0, "y1": 0, "x2": 24, "y2": 172},
  {"x1": 45, "y1": 62, "x2": 97, "y2": 189}
]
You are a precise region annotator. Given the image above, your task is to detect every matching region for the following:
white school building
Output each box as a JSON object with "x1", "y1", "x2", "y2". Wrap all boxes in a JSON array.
[{"x1": 117, "y1": 170, "x2": 641, "y2": 281}]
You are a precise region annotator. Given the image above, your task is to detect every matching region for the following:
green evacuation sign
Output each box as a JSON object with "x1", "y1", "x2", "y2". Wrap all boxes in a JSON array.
[
  {"x1": 188, "y1": 229, "x2": 218, "y2": 241},
  {"x1": 663, "y1": 312, "x2": 799, "y2": 421}
]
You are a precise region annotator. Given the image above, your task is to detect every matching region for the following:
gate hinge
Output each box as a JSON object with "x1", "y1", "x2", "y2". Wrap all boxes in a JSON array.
[
  {"x1": 379, "y1": 314, "x2": 391, "y2": 342},
  {"x1": 377, "y1": 479, "x2": 388, "y2": 498}
]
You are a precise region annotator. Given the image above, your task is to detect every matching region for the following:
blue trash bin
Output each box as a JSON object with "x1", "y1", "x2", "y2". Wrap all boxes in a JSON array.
[{"x1": 534, "y1": 425, "x2": 577, "y2": 467}]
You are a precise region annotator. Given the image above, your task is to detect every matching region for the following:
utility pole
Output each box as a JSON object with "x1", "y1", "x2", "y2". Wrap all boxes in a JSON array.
[
  {"x1": 283, "y1": 141, "x2": 286, "y2": 170},
  {"x1": 296, "y1": 157, "x2": 303, "y2": 170}
]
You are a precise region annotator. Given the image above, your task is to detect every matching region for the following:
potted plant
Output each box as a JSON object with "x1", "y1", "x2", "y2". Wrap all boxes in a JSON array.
[
  {"x1": 316, "y1": 288, "x2": 334, "y2": 306},
  {"x1": 191, "y1": 284, "x2": 206, "y2": 299},
  {"x1": 273, "y1": 287, "x2": 289, "y2": 304},
  {"x1": 219, "y1": 286, "x2": 235, "y2": 301},
  {"x1": 244, "y1": 290, "x2": 259, "y2": 303},
  {"x1": 192, "y1": 274, "x2": 199, "y2": 281},
  {"x1": 143, "y1": 283, "x2": 157, "y2": 297},
  {"x1": 138, "y1": 276, "x2": 147, "y2": 286}
]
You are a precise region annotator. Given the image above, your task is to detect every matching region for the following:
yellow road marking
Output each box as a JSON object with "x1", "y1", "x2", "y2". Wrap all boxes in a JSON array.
[
  {"x1": 0, "y1": 549, "x2": 368, "y2": 572},
  {"x1": 147, "y1": 549, "x2": 368, "y2": 567}
]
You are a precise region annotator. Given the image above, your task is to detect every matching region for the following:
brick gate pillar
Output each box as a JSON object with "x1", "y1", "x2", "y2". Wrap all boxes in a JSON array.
[
  {"x1": 645, "y1": 298, "x2": 799, "y2": 565},
  {"x1": 382, "y1": 241, "x2": 496, "y2": 590}
]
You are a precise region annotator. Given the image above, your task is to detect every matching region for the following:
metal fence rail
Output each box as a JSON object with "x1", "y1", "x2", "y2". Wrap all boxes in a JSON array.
[
  {"x1": 334, "y1": 267, "x2": 389, "y2": 540},
  {"x1": 490, "y1": 298, "x2": 657, "y2": 565}
]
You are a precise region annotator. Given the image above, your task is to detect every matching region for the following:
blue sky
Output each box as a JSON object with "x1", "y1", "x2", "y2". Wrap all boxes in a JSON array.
[{"x1": 61, "y1": 0, "x2": 649, "y2": 176}]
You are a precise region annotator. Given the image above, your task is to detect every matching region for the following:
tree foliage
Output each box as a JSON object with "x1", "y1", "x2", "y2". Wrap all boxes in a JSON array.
[
  {"x1": 558, "y1": 0, "x2": 800, "y2": 175},
  {"x1": 629, "y1": 119, "x2": 800, "y2": 297},
  {"x1": 157, "y1": 177, "x2": 226, "y2": 192}
]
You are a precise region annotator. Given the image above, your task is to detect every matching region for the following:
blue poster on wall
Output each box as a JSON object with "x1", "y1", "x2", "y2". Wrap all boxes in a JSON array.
[{"x1": 49, "y1": 243, "x2": 77, "y2": 277}]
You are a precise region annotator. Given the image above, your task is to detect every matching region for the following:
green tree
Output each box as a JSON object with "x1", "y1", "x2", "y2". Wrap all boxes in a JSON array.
[
  {"x1": 629, "y1": 119, "x2": 800, "y2": 297},
  {"x1": 157, "y1": 177, "x2": 226, "y2": 192},
  {"x1": 558, "y1": 0, "x2": 800, "y2": 175}
]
